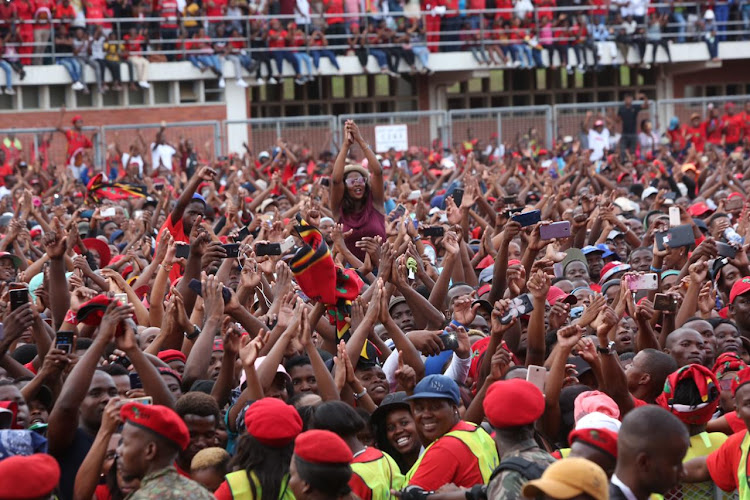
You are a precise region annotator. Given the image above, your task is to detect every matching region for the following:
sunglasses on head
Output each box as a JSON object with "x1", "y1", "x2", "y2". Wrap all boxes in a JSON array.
[{"x1": 345, "y1": 176, "x2": 366, "y2": 187}]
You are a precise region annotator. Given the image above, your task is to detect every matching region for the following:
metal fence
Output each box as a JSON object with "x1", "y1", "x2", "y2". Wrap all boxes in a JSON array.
[
  {"x1": 337, "y1": 111, "x2": 449, "y2": 152},
  {"x1": 0, "y1": 126, "x2": 102, "y2": 169},
  {"x1": 552, "y1": 100, "x2": 656, "y2": 143},
  {"x1": 224, "y1": 116, "x2": 338, "y2": 157},
  {"x1": 448, "y1": 106, "x2": 554, "y2": 150},
  {"x1": 99, "y1": 121, "x2": 223, "y2": 165},
  {"x1": 662, "y1": 481, "x2": 738, "y2": 500},
  {"x1": 657, "y1": 95, "x2": 750, "y2": 134}
]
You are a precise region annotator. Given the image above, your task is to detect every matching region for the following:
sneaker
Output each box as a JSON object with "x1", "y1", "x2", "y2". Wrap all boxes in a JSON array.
[
  {"x1": 3, "y1": 87, "x2": 12, "y2": 95},
  {"x1": 237, "y1": 78, "x2": 248, "y2": 87},
  {"x1": 294, "y1": 77, "x2": 306, "y2": 85},
  {"x1": 218, "y1": 77, "x2": 226, "y2": 88},
  {"x1": 138, "y1": 81, "x2": 151, "y2": 89},
  {"x1": 72, "y1": 81, "x2": 84, "y2": 90},
  {"x1": 256, "y1": 77, "x2": 265, "y2": 85},
  {"x1": 269, "y1": 77, "x2": 278, "y2": 84}
]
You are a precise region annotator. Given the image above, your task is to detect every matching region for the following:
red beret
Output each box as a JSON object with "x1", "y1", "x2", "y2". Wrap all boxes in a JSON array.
[
  {"x1": 483, "y1": 379, "x2": 545, "y2": 428},
  {"x1": 245, "y1": 397, "x2": 303, "y2": 447},
  {"x1": 730, "y1": 277, "x2": 750, "y2": 305},
  {"x1": 157, "y1": 366, "x2": 182, "y2": 384},
  {"x1": 732, "y1": 367, "x2": 750, "y2": 396},
  {"x1": 76, "y1": 294, "x2": 114, "y2": 326},
  {"x1": 568, "y1": 427, "x2": 618, "y2": 458},
  {"x1": 158, "y1": 349, "x2": 187, "y2": 364},
  {"x1": 294, "y1": 430, "x2": 353, "y2": 464},
  {"x1": 120, "y1": 402, "x2": 190, "y2": 451},
  {"x1": 0, "y1": 453, "x2": 60, "y2": 499},
  {"x1": 81, "y1": 238, "x2": 112, "y2": 267}
]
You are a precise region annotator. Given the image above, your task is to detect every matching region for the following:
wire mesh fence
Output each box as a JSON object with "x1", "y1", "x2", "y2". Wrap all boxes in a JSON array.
[
  {"x1": 448, "y1": 106, "x2": 554, "y2": 150},
  {"x1": 225, "y1": 116, "x2": 338, "y2": 157},
  {"x1": 337, "y1": 111, "x2": 449, "y2": 153}
]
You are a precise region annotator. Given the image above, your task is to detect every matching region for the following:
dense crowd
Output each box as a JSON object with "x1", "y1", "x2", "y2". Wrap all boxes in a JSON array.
[
  {"x1": 5, "y1": 98, "x2": 750, "y2": 499},
  {"x1": 0, "y1": 0, "x2": 741, "y2": 93}
]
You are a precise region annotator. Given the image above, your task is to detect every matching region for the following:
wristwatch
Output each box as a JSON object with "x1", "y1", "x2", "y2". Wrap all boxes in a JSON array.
[
  {"x1": 184, "y1": 324, "x2": 201, "y2": 341},
  {"x1": 353, "y1": 388, "x2": 368, "y2": 400},
  {"x1": 597, "y1": 340, "x2": 616, "y2": 355}
]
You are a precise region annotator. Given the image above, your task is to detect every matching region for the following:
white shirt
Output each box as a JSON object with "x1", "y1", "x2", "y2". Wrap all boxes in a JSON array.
[
  {"x1": 629, "y1": 0, "x2": 648, "y2": 17},
  {"x1": 150, "y1": 143, "x2": 176, "y2": 171},
  {"x1": 295, "y1": 0, "x2": 311, "y2": 24},
  {"x1": 122, "y1": 153, "x2": 144, "y2": 176},
  {"x1": 611, "y1": 474, "x2": 638, "y2": 500},
  {"x1": 588, "y1": 128, "x2": 611, "y2": 161}
]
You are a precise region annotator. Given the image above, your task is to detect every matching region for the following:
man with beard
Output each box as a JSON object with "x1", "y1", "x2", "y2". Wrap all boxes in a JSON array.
[
  {"x1": 664, "y1": 328, "x2": 706, "y2": 367},
  {"x1": 174, "y1": 391, "x2": 221, "y2": 477}
]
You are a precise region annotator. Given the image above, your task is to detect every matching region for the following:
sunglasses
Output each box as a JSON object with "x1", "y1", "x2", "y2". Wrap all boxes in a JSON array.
[{"x1": 345, "y1": 176, "x2": 366, "y2": 187}]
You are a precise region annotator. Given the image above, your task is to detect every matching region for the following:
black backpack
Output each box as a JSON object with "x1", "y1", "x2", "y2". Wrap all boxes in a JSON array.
[{"x1": 488, "y1": 456, "x2": 548, "y2": 483}]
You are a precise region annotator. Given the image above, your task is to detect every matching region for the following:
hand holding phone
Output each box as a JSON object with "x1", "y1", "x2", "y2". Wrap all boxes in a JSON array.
[
  {"x1": 9, "y1": 288, "x2": 28, "y2": 311},
  {"x1": 55, "y1": 332, "x2": 74, "y2": 354}
]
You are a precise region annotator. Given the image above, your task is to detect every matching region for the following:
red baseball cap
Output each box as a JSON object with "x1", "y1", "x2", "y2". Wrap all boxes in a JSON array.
[
  {"x1": 245, "y1": 397, "x2": 303, "y2": 447},
  {"x1": 687, "y1": 202, "x2": 713, "y2": 217},
  {"x1": 120, "y1": 402, "x2": 190, "y2": 451},
  {"x1": 295, "y1": 430, "x2": 353, "y2": 464},
  {"x1": 483, "y1": 379, "x2": 544, "y2": 428},
  {"x1": 730, "y1": 277, "x2": 750, "y2": 304},
  {"x1": 0, "y1": 454, "x2": 60, "y2": 499},
  {"x1": 568, "y1": 428, "x2": 618, "y2": 459},
  {"x1": 157, "y1": 349, "x2": 186, "y2": 364},
  {"x1": 547, "y1": 286, "x2": 577, "y2": 306}
]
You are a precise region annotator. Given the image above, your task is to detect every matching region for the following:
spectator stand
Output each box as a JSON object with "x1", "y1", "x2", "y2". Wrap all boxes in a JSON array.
[
  {"x1": 657, "y1": 94, "x2": 750, "y2": 133},
  {"x1": 224, "y1": 115, "x2": 338, "y2": 158},
  {"x1": 0, "y1": 126, "x2": 102, "y2": 169},
  {"x1": 448, "y1": 106, "x2": 554, "y2": 152}
]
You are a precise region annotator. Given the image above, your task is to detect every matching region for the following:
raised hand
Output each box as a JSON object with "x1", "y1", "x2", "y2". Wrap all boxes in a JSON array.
[
  {"x1": 556, "y1": 324, "x2": 585, "y2": 351},
  {"x1": 239, "y1": 329, "x2": 268, "y2": 368},
  {"x1": 43, "y1": 217, "x2": 68, "y2": 259}
]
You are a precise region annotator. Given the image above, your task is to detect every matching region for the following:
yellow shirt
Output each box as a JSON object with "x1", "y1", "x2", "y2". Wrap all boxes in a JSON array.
[{"x1": 183, "y1": 3, "x2": 200, "y2": 27}]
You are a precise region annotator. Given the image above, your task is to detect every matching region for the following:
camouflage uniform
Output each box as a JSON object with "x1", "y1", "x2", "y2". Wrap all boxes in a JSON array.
[
  {"x1": 126, "y1": 466, "x2": 215, "y2": 500},
  {"x1": 486, "y1": 439, "x2": 556, "y2": 500}
]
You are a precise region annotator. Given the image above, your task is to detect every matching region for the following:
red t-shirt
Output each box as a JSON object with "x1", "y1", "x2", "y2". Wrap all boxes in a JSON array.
[
  {"x1": 494, "y1": 0, "x2": 512, "y2": 20},
  {"x1": 706, "y1": 431, "x2": 747, "y2": 492},
  {"x1": 54, "y1": 2, "x2": 75, "y2": 20},
  {"x1": 124, "y1": 33, "x2": 145, "y2": 55},
  {"x1": 64, "y1": 129, "x2": 93, "y2": 167},
  {"x1": 268, "y1": 29, "x2": 287, "y2": 48},
  {"x1": 667, "y1": 127, "x2": 686, "y2": 151},
  {"x1": 407, "y1": 421, "x2": 488, "y2": 490},
  {"x1": 685, "y1": 123, "x2": 706, "y2": 152},
  {"x1": 94, "y1": 484, "x2": 112, "y2": 500},
  {"x1": 742, "y1": 111, "x2": 750, "y2": 140},
  {"x1": 723, "y1": 113, "x2": 744, "y2": 145},
  {"x1": 0, "y1": 3, "x2": 18, "y2": 22},
  {"x1": 34, "y1": 0, "x2": 54, "y2": 28},
  {"x1": 159, "y1": 0, "x2": 179, "y2": 28},
  {"x1": 0, "y1": 163, "x2": 13, "y2": 185},
  {"x1": 724, "y1": 411, "x2": 747, "y2": 434},
  {"x1": 15, "y1": 0, "x2": 34, "y2": 22},
  {"x1": 205, "y1": 0, "x2": 226, "y2": 21},
  {"x1": 158, "y1": 213, "x2": 189, "y2": 281},
  {"x1": 323, "y1": 0, "x2": 344, "y2": 24},
  {"x1": 705, "y1": 118, "x2": 724, "y2": 145}
]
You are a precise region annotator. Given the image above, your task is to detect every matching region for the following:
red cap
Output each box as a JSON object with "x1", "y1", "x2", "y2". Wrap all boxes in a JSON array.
[
  {"x1": 687, "y1": 202, "x2": 713, "y2": 217},
  {"x1": 476, "y1": 255, "x2": 495, "y2": 270},
  {"x1": 732, "y1": 367, "x2": 750, "y2": 396},
  {"x1": 728, "y1": 192, "x2": 744, "y2": 200},
  {"x1": 508, "y1": 259, "x2": 522, "y2": 267},
  {"x1": 568, "y1": 428, "x2": 618, "y2": 458},
  {"x1": 71, "y1": 114, "x2": 83, "y2": 124},
  {"x1": 547, "y1": 285, "x2": 577, "y2": 305},
  {"x1": 245, "y1": 397, "x2": 303, "y2": 447},
  {"x1": 656, "y1": 364, "x2": 719, "y2": 425},
  {"x1": 594, "y1": 119, "x2": 604, "y2": 127},
  {"x1": 120, "y1": 402, "x2": 190, "y2": 451},
  {"x1": 294, "y1": 429, "x2": 353, "y2": 464},
  {"x1": 725, "y1": 102, "x2": 736, "y2": 111},
  {"x1": 478, "y1": 283, "x2": 491, "y2": 297},
  {"x1": 730, "y1": 277, "x2": 750, "y2": 304},
  {"x1": 157, "y1": 349, "x2": 186, "y2": 364},
  {"x1": 76, "y1": 294, "x2": 116, "y2": 326},
  {"x1": 0, "y1": 453, "x2": 61, "y2": 499},
  {"x1": 81, "y1": 238, "x2": 112, "y2": 267},
  {"x1": 483, "y1": 379, "x2": 544, "y2": 428}
]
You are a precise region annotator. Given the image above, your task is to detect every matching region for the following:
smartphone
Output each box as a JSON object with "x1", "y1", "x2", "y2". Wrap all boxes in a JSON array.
[
  {"x1": 389, "y1": 204, "x2": 407, "y2": 222},
  {"x1": 320, "y1": 177, "x2": 330, "y2": 187},
  {"x1": 237, "y1": 225, "x2": 251, "y2": 241},
  {"x1": 526, "y1": 365, "x2": 547, "y2": 393},
  {"x1": 101, "y1": 207, "x2": 116, "y2": 217},
  {"x1": 188, "y1": 278, "x2": 233, "y2": 303},
  {"x1": 55, "y1": 332, "x2": 74, "y2": 354},
  {"x1": 717, "y1": 242, "x2": 738, "y2": 259},
  {"x1": 222, "y1": 243, "x2": 240, "y2": 258},
  {"x1": 114, "y1": 293, "x2": 128, "y2": 304},
  {"x1": 437, "y1": 331, "x2": 460, "y2": 351},
  {"x1": 726, "y1": 196, "x2": 744, "y2": 211},
  {"x1": 53, "y1": 194, "x2": 62, "y2": 206},
  {"x1": 452, "y1": 188, "x2": 464, "y2": 207},
  {"x1": 280, "y1": 236, "x2": 295, "y2": 254},
  {"x1": 511, "y1": 210, "x2": 542, "y2": 228},
  {"x1": 154, "y1": 183, "x2": 164, "y2": 191},
  {"x1": 175, "y1": 244, "x2": 190, "y2": 259},
  {"x1": 669, "y1": 206, "x2": 681, "y2": 227},
  {"x1": 129, "y1": 372, "x2": 142, "y2": 390},
  {"x1": 115, "y1": 354, "x2": 131, "y2": 369},
  {"x1": 422, "y1": 226, "x2": 445, "y2": 238},
  {"x1": 626, "y1": 273, "x2": 659, "y2": 291},
  {"x1": 503, "y1": 195, "x2": 517, "y2": 205},
  {"x1": 500, "y1": 294, "x2": 534, "y2": 325},
  {"x1": 655, "y1": 224, "x2": 696, "y2": 251},
  {"x1": 9, "y1": 288, "x2": 28, "y2": 311},
  {"x1": 255, "y1": 242, "x2": 282, "y2": 256},
  {"x1": 127, "y1": 396, "x2": 153, "y2": 405},
  {"x1": 539, "y1": 221, "x2": 571, "y2": 240},
  {"x1": 407, "y1": 190, "x2": 421, "y2": 201},
  {"x1": 653, "y1": 293, "x2": 679, "y2": 312}
]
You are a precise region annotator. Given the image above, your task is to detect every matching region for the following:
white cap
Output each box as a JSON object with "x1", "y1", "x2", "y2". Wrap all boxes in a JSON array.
[
  {"x1": 641, "y1": 186, "x2": 659, "y2": 200},
  {"x1": 704, "y1": 9, "x2": 715, "y2": 19},
  {"x1": 255, "y1": 179, "x2": 268, "y2": 191},
  {"x1": 575, "y1": 411, "x2": 622, "y2": 434},
  {"x1": 240, "y1": 355, "x2": 292, "y2": 388},
  {"x1": 614, "y1": 197, "x2": 637, "y2": 213},
  {"x1": 440, "y1": 158, "x2": 456, "y2": 170},
  {"x1": 607, "y1": 229, "x2": 624, "y2": 240}
]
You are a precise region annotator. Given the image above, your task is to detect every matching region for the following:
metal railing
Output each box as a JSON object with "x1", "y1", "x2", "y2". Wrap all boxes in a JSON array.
[
  {"x1": 448, "y1": 106, "x2": 554, "y2": 149},
  {"x1": 0, "y1": 126, "x2": 102, "y2": 169},
  {"x1": 337, "y1": 110, "x2": 449, "y2": 153},
  {"x1": 224, "y1": 115, "x2": 338, "y2": 156},
  {"x1": 552, "y1": 100, "x2": 656, "y2": 141},
  {"x1": 0, "y1": 3, "x2": 744, "y2": 64},
  {"x1": 657, "y1": 94, "x2": 750, "y2": 134}
]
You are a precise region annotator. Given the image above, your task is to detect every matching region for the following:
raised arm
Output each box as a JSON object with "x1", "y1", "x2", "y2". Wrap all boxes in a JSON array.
[
  {"x1": 169, "y1": 165, "x2": 216, "y2": 225},
  {"x1": 347, "y1": 120, "x2": 384, "y2": 211}
]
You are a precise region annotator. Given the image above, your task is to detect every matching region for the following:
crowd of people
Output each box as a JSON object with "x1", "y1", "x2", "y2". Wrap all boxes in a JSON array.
[
  {"x1": 4, "y1": 97, "x2": 750, "y2": 499},
  {"x1": 0, "y1": 0, "x2": 743, "y2": 93}
]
